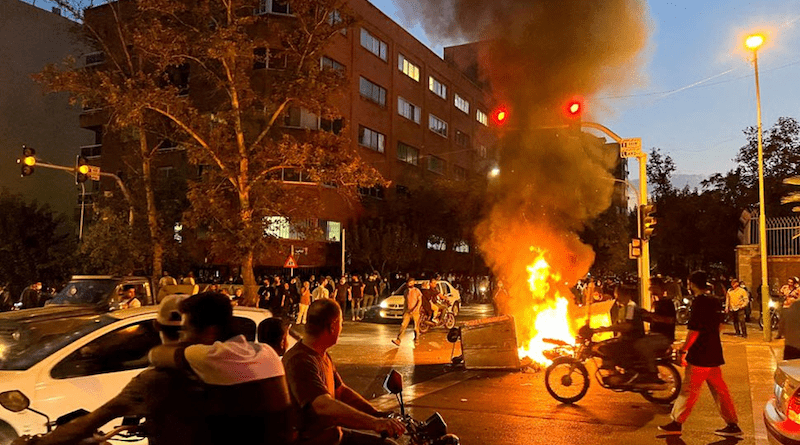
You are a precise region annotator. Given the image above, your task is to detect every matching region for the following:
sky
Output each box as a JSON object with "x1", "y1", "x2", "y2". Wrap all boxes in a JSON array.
[{"x1": 373, "y1": 0, "x2": 800, "y2": 181}]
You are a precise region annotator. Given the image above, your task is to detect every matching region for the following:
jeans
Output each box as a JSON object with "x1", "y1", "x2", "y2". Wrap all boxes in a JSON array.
[
  {"x1": 296, "y1": 303, "x2": 309, "y2": 324},
  {"x1": 671, "y1": 364, "x2": 738, "y2": 424},
  {"x1": 397, "y1": 311, "x2": 420, "y2": 341},
  {"x1": 731, "y1": 308, "x2": 747, "y2": 336}
]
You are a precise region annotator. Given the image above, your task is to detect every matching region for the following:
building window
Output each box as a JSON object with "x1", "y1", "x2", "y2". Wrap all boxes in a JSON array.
[
  {"x1": 328, "y1": 9, "x2": 343, "y2": 26},
  {"x1": 429, "y1": 76, "x2": 446, "y2": 99},
  {"x1": 396, "y1": 184, "x2": 410, "y2": 197},
  {"x1": 453, "y1": 165, "x2": 467, "y2": 180},
  {"x1": 454, "y1": 94, "x2": 470, "y2": 114},
  {"x1": 325, "y1": 221, "x2": 342, "y2": 242},
  {"x1": 427, "y1": 235, "x2": 446, "y2": 251},
  {"x1": 360, "y1": 28, "x2": 387, "y2": 61},
  {"x1": 454, "y1": 130, "x2": 470, "y2": 148},
  {"x1": 85, "y1": 51, "x2": 105, "y2": 67},
  {"x1": 358, "y1": 186, "x2": 385, "y2": 200},
  {"x1": 359, "y1": 77, "x2": 386, "y2": 107},
  {"x1": 158, "y1": 167, "x2": 174, "y2": 180},
  {"x1": 397, "y1": 97, "x2": 421, "y2": 123},
  {"x1": 398, "y1": 54, "x2": 420, "y2": 82},
  {"x1": 429, "y1": 114, "x2": 448, "y2": 138},
  {"x1": 476, "y1": 109, "x2": 488, "y2": 126},
  {"x1": 428, "y1": 156, "x2": 445, "y2": 174},
  {"x1": 255, "y1": 0, "x2": 291, "y2": 15},
  {"x1": 358, "y1": 126, "x2": 385, "y2": 153},
  {"x1": 320, "y1": 117, "x2": 344, "y2": 134},
  {"x1": 173, "y1": 223, "x2": 183, "y2": 243},
  {"x1": 280, "y1": 168, "x2": 314, "y2": 183},
  {"x1": 478, "y1": 145, "x2": 488, "y2": 158},
  {"x1": 397, "y1": 142, "x2": 419, "y2": 166},
  {"x1": 321, "y1": 56, "x2": 345, "y2": 72},
  {"x1": 453, "y1": 240, "x2": 470, "y2": 253},
  {"x1": 283, "y1": 107, "x2": 319, "y2": 129}
]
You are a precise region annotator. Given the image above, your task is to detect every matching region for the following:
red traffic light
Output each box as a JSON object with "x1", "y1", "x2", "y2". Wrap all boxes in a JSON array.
[
  {"x1": 564, "y1": 98, "x2": 584, "y2": 118},
  {"x1": 492, "y1": 106, "x2": 509, "y2": 126}
]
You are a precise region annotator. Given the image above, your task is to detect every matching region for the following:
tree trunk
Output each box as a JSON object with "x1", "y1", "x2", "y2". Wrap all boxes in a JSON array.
[
  {"x1": 241, "y1": 250, "x2": 258, "y2": 306},
  {"x1": 138, "y1": 127, "x2": 164, "y2": 296}
]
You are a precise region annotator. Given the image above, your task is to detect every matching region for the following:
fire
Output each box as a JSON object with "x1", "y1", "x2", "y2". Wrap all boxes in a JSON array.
[{"x1": 516, "y1": 251, "x2": 611, "y2": 366}]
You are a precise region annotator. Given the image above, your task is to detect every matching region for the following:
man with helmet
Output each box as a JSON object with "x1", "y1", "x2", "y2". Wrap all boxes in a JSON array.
[{"x1": 12, "y1": 295, "x2": 211, "y2": 445}]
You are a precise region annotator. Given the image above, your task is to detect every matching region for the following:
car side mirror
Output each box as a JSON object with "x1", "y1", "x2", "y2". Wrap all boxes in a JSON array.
[
  {"x1": 0, "y1": 390, "x2": 30, "y2": 412},
  {"x1": 383, "y1": 370, "x2": 403, "y2": 394}
]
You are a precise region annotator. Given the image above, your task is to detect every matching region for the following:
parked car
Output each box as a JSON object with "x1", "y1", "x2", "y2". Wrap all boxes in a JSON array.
[
  {"x1": 368, "y1": 280, "x2": 461, "y2": 322},
  {"x1": 46, "y1": 275, "x2": 157, "y2": 311},
  {"x1": 764, "y1": 358, "x2": 800, "y2": 444},
  {"x1": 0, "y1": 303, "x2": 273, "y2": 444}
]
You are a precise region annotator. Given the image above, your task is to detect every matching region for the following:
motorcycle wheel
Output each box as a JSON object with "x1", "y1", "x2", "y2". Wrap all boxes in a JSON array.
[
  {"x1": 444, "y1": 313, "x2": 456, "y2": 329},
  {"x1": 0, "y1": 423, "x2": 17, "y2": 445},
  {"x1": 544, "y1": 357, "x2": 590, "y2": 404},
  {"x1": 675, "y1": 308, "x2": 690, "y2": 325},
  {"x1": 452, "y1": 302, "x2": 460, "y2": 317},
  {"x1": 419, "y1": 320, "x2": 431, "y2": 334},
  {"x1": 640, "y1": 363, "x2": 681, "y2": 404},
  {"x1": 772, "y1": 313, "x2": 780, "y2": 332}
]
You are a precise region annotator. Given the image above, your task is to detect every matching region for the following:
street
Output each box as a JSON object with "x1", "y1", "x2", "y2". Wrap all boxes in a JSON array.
[{"x1": 320, "y1": 304, "x2": 779, "y2": 445}]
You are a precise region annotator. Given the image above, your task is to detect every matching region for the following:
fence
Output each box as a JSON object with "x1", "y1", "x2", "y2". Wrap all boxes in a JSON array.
[{"x1": 746, "y1": 216, "x2": 800, "y2": 256}]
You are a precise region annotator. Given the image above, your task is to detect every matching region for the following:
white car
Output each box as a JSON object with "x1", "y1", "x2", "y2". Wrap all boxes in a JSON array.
[
  {"x1": 764, "y1": 359, "x2": 800, "y2": 444},
  {"x1": 0, "y1": 304, "x2": 273, "y2": 444},
  {"x1": 373, "y1": 280, "x2": 461, "y2": 321}
]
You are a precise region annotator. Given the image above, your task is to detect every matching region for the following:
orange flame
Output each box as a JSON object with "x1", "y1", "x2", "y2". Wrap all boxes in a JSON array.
[{"x1": 517, "y1": 250, "x2": 611, "y2": 365}]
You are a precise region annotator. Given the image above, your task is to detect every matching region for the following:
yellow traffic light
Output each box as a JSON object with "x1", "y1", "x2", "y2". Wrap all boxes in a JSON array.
[
  {"x1": 23, "y1": 156, "x2": 36, "y2": 167},
  {"x1": 78, "y1": 164, "x2": 90, "y2": 175}
]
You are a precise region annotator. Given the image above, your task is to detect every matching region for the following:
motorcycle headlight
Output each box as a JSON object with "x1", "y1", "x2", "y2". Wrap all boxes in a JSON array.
[
  {"x1": 769, "y1": 299, "x2": 778, "y2": 309},
  {"x1": 683, "y1": 298, "x2": 690, "y2": 304},
  {"x1": 379, "y1": 300, "x2": 390, "y2": 309}
]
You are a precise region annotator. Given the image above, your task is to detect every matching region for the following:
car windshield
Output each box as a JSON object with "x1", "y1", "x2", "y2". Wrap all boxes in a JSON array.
[
  {"x1": 392, "y1": 281, "x2": 430, "y2": 295},
  {"x1": 49, "y1": 279, "x2": 118, "y2": 306},
  {"x1": 0, "y1": 315, "x2": 117, "y2": 370}
]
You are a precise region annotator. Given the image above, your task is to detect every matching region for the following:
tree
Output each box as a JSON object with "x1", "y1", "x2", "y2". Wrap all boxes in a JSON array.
[
  {"x1": 348, "y1": 217, "x2": 422, "y2": 275},
  {"x1": 646, "y1": 148, "x2": 676, "y2": 199},
  {"x1": 0, "y1": 189, "x2": 78, "y2": 295},
  {"x1": 82, "y1": 0, "x2": 381, "y2": 304}
]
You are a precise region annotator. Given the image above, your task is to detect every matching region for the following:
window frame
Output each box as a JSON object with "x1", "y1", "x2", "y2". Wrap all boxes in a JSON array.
[
  {"x1": 397, "y1": 97, "x2": 421, "y2": 124},
  {"x1": 428, "y1": 76, "x2": 447, "y2": 100},
  {"x1": 398, "y1": 54, "x2": 420, "y2": 82},
  {"x1": 358, "y1": 125, "x2": 386, "y2": 153},
  {"x1": 428, "y1": 114, "x2": 448, "y2": 138},
  {"x1": 360, "y1": 28, "x2": 388, "y2": 61},
  {"x1": 396, "y1": 142, "x2": 419, "y2": 166},
  {"x1": 454, "y1": 93, "x2": 470, "y2": 114},
  {"x1": 428, "y1": 155, "x2": 446, "y2": 175},
  {"x1": 476, "y1": 109, "x2": 488, "y2": 126},
  {"x1": 359, "y1": 77, "x2": 387, "y2": 107}
]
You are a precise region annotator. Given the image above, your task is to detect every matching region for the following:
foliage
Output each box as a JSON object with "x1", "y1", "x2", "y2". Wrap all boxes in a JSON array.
[
  {"x1": 0, "y1": 189, "x2": 78, "y2": 294},
  {"x1": 79, "y1": 206, "x2": 150, "y2": 275},
  {"x1": 580, "y1": 207, "x2": 633, "y2": 276},
  {"x1": 348, "y1": 217, "x2": 422, "y2": 275}
]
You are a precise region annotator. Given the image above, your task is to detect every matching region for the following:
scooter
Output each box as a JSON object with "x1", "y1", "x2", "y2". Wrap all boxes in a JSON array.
[
  {"x1": 382, "y1": 370, "x2": 460, "y2": 445},
  {"x1": 419, "y1": 299, "x2": 457, "y2": 333},
  {"x1": 759, "y1": 296, "x2": 781, "y2": 331},
  {"x1": 674, "y1": 295, "x2": 692, "y2": 325},
  {"x1": 0, "y1": 390, "x2": 144, "y2": 445}
]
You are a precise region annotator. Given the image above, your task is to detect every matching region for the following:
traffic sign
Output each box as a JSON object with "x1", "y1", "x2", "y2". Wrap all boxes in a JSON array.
[
  {"x1": 284, "y1": 255, "x2": 298, "y2": 268},
  {"x1": 619, "y1": 138, "x2": 642, "y2": 158},
  {"x1": 87, "y1": 165, "x2": 101, "y2": 181}
]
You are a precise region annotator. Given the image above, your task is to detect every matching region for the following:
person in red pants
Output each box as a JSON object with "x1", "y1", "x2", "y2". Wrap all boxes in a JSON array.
[{"x1": 659, "y1": 270, "x2": 742, "y2": 438}]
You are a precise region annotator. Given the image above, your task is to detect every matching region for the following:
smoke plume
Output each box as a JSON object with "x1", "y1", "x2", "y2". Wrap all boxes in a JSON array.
[{"x1": 396, "y1": 0, "x2": 652, "y2": 335}]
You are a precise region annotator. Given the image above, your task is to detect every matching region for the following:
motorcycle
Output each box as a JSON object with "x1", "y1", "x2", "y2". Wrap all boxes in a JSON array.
[
  {"x1": 674, "y1": 295, "x2": 692, "y2": 325},
  {"x1": 543, "y1": 325, "x2": 682, "y2": 405},
  {"x1": 382, "y1": 370, "x2": 460, "y2": 445},
  {"x1": 0, "y1": 390, "x2": 144, "y2": 445},
  {"x1": 419, "y1": 299, "x2": 457, "y2": 333},
  {"x1": 758, "y1": 296, "x2": 781, "y2": 331}
]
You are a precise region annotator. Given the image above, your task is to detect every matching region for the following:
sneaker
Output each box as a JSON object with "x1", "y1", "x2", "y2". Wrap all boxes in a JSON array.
[
  {"x1": 658, "y1": 421, "x2": 682, "y2": 435},
  {"x1": 714, "y1": 423, "x2": 743, "y2": 437},
  {"x1": 391, "y1": 338, "x2": 401, "y2": 346}
]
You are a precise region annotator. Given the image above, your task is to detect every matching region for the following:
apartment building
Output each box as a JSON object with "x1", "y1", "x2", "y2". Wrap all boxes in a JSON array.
[{"x1": 78, "y1": 0, "x2": 499, "y2": 272}]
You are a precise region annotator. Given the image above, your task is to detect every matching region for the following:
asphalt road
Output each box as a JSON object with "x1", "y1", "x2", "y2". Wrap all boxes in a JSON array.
[{"x1": 308, "y1": 304, "x2": 776, "y2": 445}]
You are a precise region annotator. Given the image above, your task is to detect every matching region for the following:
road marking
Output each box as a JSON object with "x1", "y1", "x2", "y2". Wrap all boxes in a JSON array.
[{"x1": 370, "y1": 370, "x2": 482, "y2": 410}]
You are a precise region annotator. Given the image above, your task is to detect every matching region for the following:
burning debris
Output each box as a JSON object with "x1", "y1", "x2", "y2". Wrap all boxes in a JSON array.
[{"x1": 396, "y1": 0, "x2": 652, "y2": 364}]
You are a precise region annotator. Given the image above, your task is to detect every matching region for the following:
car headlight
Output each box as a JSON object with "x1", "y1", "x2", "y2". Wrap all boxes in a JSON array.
[
  {"x1": 379, "y1": 300, "x2": 390, "y2": 309},
  {"x1": 683, "y1": 298, "x2": 690, "y2": 304},
  {"x1": 769, "y1": 299, "x2": 778, "y2": 309}
]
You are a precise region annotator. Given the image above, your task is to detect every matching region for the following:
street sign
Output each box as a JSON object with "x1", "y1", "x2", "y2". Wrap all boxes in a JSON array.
[
  {"x1": 87, "y1": 166, "x2": 101, "y2": 181},
  {"x1": 619, "y1": 138, "x2": 642, "y2": 158},
  {"x1": 284, "y1": 255, "x2": 298, "y2": 268}
]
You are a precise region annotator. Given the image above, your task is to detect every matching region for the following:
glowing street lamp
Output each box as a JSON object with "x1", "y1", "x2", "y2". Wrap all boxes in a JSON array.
[{"x1": 745, "y1": 33, "x2": 772, "y2": 341}]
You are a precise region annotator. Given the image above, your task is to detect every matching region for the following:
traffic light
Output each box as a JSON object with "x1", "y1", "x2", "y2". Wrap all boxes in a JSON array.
[
  {"x1": 18, "y1": 145, "x2": 36, "y2": 177},
  {"x1": 564, "y1": 97, "x2": 584, "y2": 132},
  {"x1": 491, "y1": 105, "x2": 509, "y2": 127},
  {"x1": 76, "y1": 156, "x2": 90, "y2": 183},
  {"x1": 640, "y1": 203, "x2": 657, "y2": 238}
]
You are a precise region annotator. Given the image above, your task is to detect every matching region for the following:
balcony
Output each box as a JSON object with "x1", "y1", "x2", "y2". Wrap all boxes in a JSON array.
[{"x1": 80, "y1": 144, "x2": 102, "y2": 159}]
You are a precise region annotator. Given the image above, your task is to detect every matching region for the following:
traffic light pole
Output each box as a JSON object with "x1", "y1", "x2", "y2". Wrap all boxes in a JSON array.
[
  {"x1": 29, "y1": 161, "x2": 134, "y2": 227},
  {"x1": 581, "y1": 122, "x2": 651, "y2": 310}
]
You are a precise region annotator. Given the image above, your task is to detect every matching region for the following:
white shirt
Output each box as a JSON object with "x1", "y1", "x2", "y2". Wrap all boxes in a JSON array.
[{"x1": 185, "y1": 335, "x2": 284, "y2": 386}]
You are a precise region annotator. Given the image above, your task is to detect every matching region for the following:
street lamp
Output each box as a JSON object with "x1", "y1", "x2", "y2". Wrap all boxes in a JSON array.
[{"x1": 746, "y1": 33, "x2": 772, "y2": 341}]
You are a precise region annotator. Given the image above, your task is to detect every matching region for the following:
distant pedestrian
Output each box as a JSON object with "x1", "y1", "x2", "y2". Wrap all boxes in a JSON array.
[
  {"x1": 20, "y1": 282, "x2": 43, "y2": 308},
  {"x1": 311, "y1": 277, "x2": 329, "y2": 301},
  {"x1": 725, "y1": 279, "x2": 748, "y2": 338},
  {"x1": 659, "y1": 271, "x2": 741, "y2": 438},
  {"x1": 364, "y1": 272, "x2": 379, "y2": 311},
  {"x1": 333, "y1": 276, "x2": 351, "y2": 319},
  {"x1": 258, "y1": 278, "x2": 271, "y2": 309},
  {"x1": 351, "y1": 275, "x2": 365, "y2": 321},
  {"x1": 392, "y1": 278, "x2": 422, "y2": 347},
  {"x1": 158, "y1": 271, "x2": 177, "y2": 288},
  {"x1": 297, "y1": 281, "x2": 311, "y2": 325},
  {"x1": 181, "y1": 272, "x2": 195, "y2": 286}
]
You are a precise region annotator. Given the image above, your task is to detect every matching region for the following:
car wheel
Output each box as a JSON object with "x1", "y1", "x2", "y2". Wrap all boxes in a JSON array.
[{"x1": 0, "y1": 422, "x2": 18, "y2": 445}]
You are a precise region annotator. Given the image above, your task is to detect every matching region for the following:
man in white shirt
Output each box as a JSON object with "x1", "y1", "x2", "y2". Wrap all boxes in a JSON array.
[
  {"x1": 312, "y1": 278, "x2": 330, "y2": 301},
  {"x1": 725, "y1": 279, "x2": 749, "y2": 338}
]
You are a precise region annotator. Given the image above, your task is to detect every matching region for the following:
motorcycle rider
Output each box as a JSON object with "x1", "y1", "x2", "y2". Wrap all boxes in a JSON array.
[
  {"x1": 593, "y1": 285, "x2": 663, "y2": 385},
  {"x1": 10, "y1": 295, "x2": 211, "y2": 445}
]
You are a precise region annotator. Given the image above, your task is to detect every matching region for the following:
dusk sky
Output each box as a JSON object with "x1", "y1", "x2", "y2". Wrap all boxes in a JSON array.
[{"x1": 376, "y1": 0, "x2": 800, "y2": 181}]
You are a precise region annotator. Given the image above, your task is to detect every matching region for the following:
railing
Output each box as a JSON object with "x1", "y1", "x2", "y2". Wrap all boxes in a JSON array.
[{"x1": 748, "y1": 216, "x2": 800, "y2": 256}]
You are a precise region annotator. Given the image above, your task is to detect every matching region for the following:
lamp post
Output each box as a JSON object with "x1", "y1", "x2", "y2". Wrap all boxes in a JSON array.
[{"x1": 746, "y1": 34, "x2": 772, "y2": 341}]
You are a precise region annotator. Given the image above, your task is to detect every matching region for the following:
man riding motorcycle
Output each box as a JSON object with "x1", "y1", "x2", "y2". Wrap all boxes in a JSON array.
[{"x1": 593, "y1": 285, "x2": 664, "y2": 385}]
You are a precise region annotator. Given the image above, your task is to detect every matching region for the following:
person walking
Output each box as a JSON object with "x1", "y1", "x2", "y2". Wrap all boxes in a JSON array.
[
  {"x1": 297, "y1": 281, "x2": 311, "y2": 325},
  {"x1": 659, "y1": 271, "x2": 742, "y2": 437},
  {"x1": 333, "y1": 277, "x2": 351, "y2": 320},
  {"x1": 725, "y1": 278, "x2": 749, "y2": 338},
  {"x1": 391, "y1": 278, "x2": 422, "y2": 347},
  {"x1": 363, "y1": 273, "x2": 379, "y2": 313},
  {"x1": 351, "y1": 276, "x2": 365, "y2": 321}
]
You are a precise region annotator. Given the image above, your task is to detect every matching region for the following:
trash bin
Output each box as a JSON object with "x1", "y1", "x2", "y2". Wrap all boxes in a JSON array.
[{"x1": 460, "y1": 315, "x2": 520, "y2": 370}]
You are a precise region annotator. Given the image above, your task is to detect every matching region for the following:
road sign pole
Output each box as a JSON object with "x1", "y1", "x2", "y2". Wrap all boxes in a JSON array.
[{"x1": 638, "y1": 152, "x2": 651, "y2": 311}]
